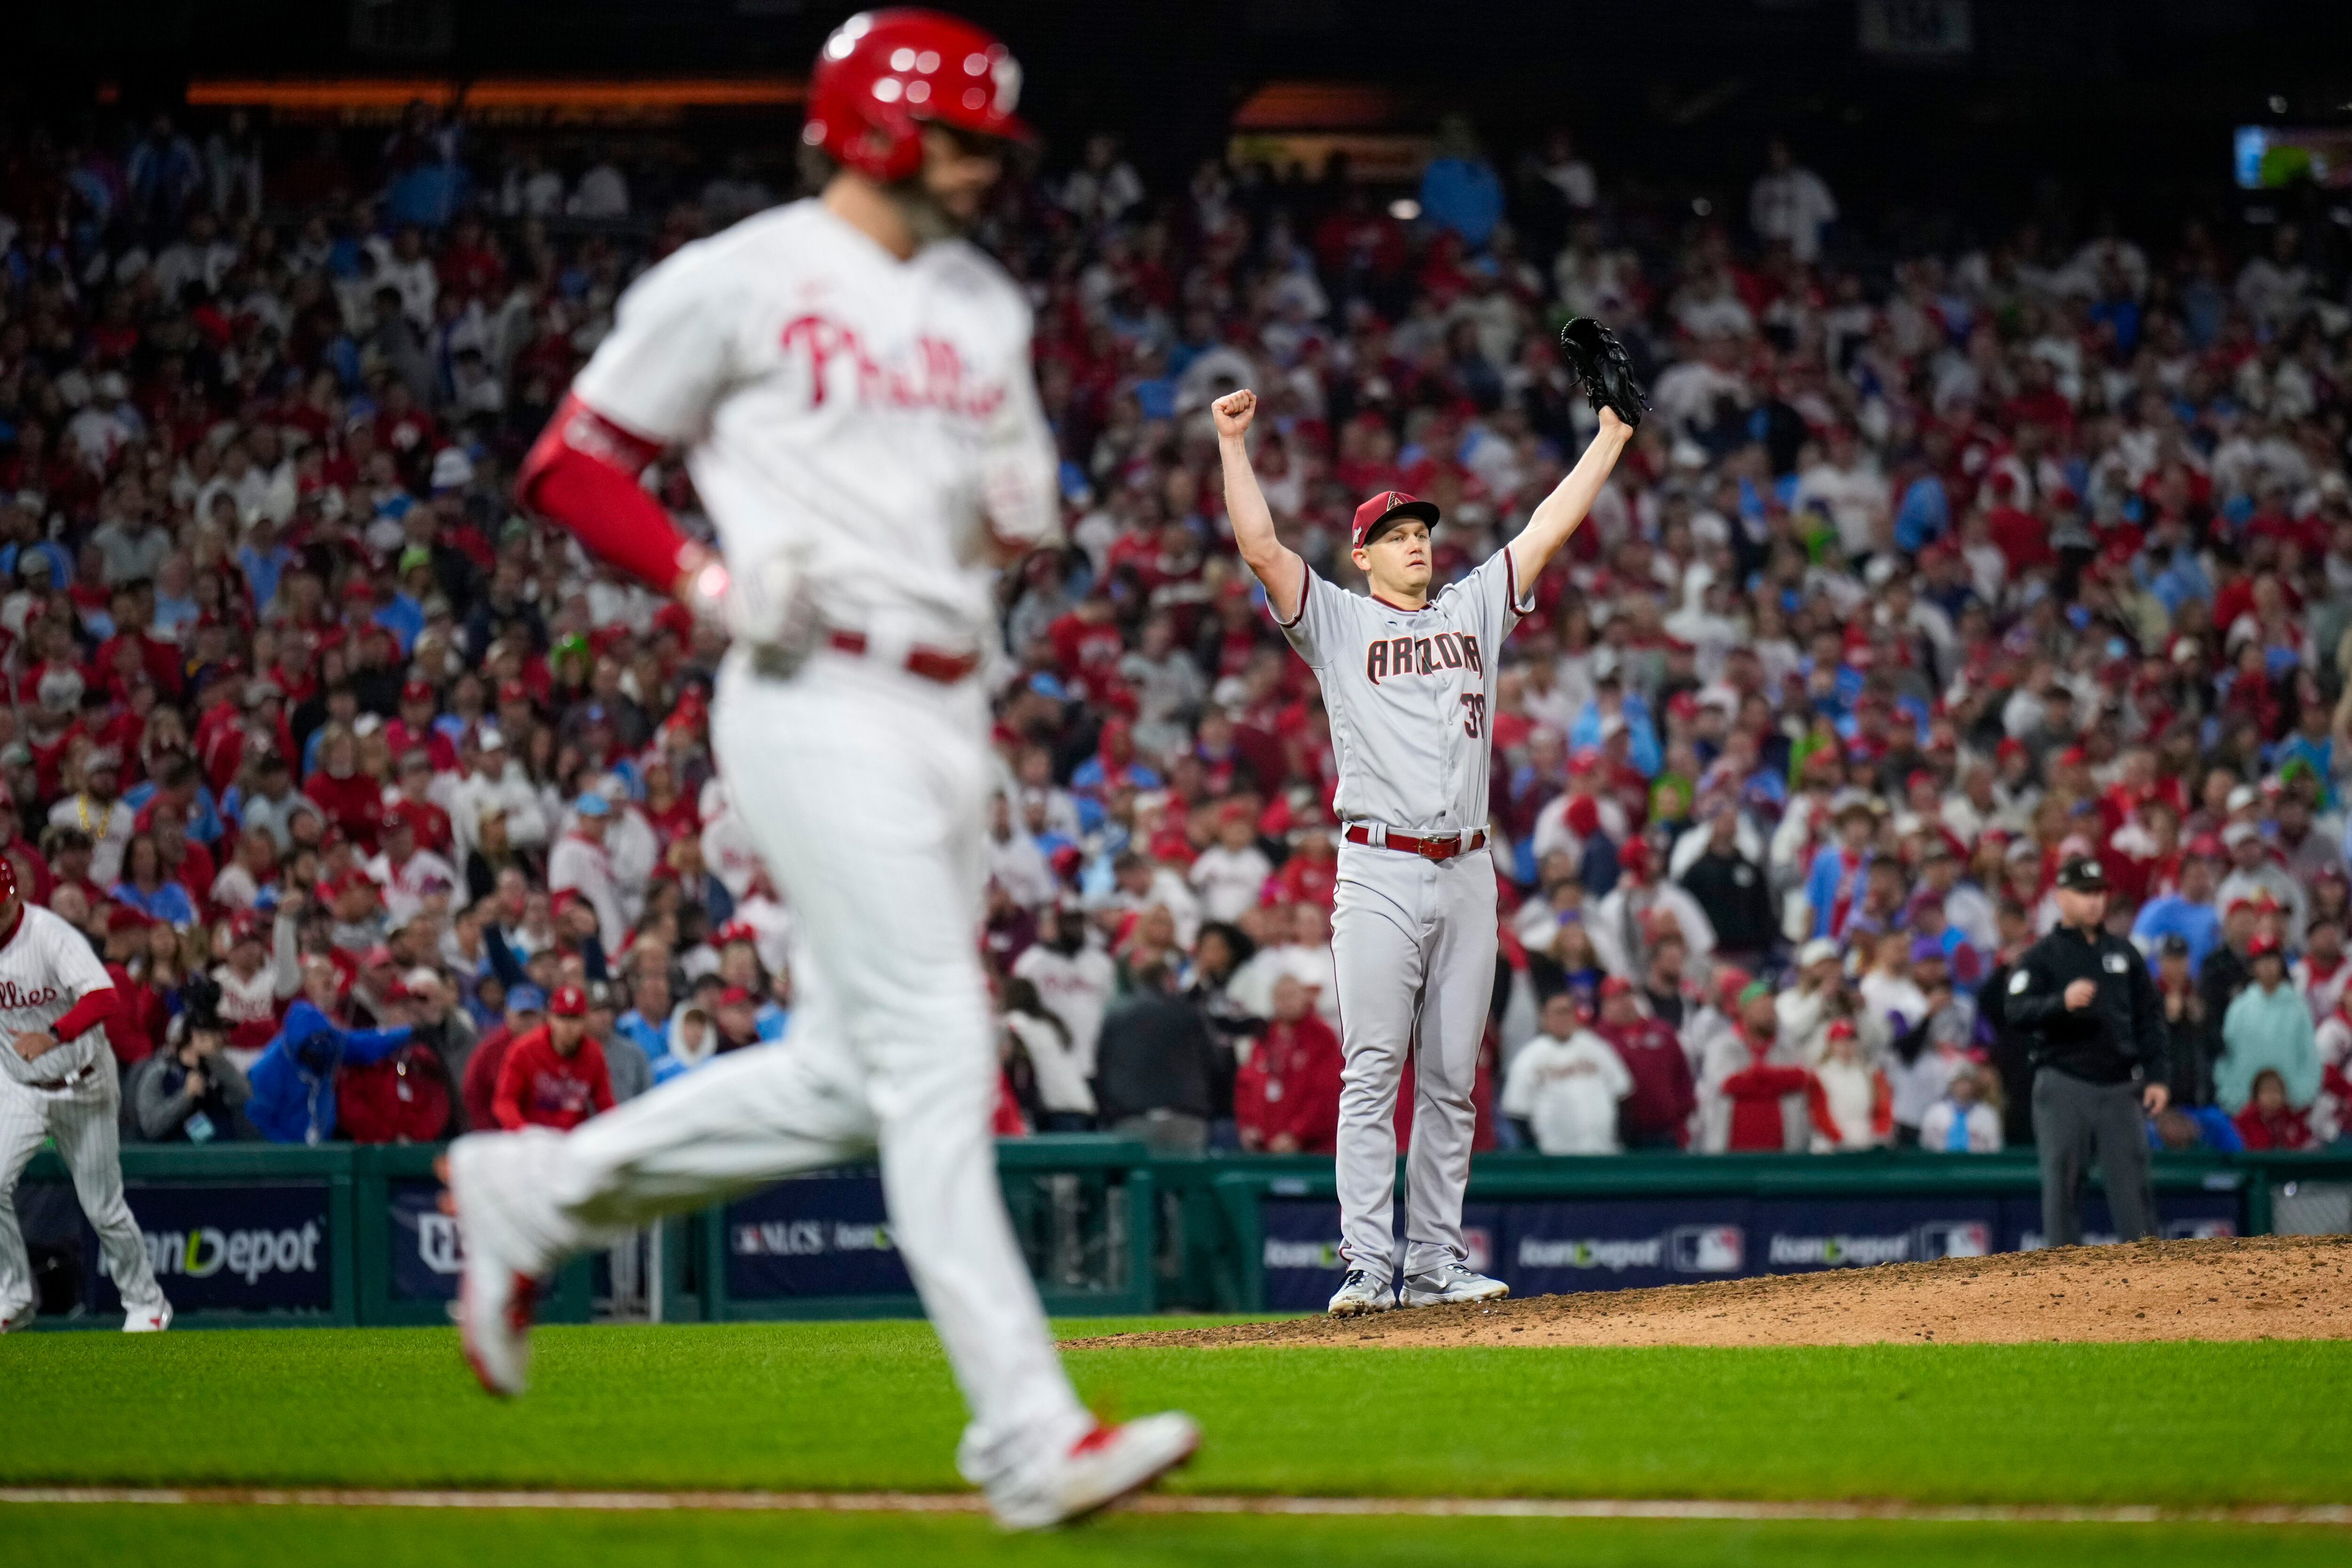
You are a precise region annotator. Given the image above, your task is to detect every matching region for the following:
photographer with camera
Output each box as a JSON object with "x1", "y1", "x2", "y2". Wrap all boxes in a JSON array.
[{"x1": 128, "y1": 977, "x2": 254, "y2": 1143}]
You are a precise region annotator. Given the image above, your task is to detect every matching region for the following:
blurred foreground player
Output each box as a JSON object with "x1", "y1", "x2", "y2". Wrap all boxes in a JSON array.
[
  {"x1": 443, "y1": 8, "x2": 1197, "y2": 1528},
  {"x1": 0, "y1": 856, "x2": 172, "y2": 1331}
]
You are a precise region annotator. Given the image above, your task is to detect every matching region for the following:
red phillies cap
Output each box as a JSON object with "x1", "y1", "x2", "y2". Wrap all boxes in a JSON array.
[
  {"x1": 401, "y1": 677, "x2": 435, "y2": 704},
  {"x1": 1350, "y1": 490, "x2": 1441, "y2": 552},
  {"x1": 1827, "y1": 1019, "x2": 1858, "y2": 1041},
  {"x1": 497, "y1": 680, "x2": 529, "y2": 705},
  {"x1": 1597, "y1": 976, "x2": 1635, "y2": 1000},
  {"x1": 2248, "y1": 932, "x2": 2283, "y2": 958},
  {"x1": 548, "y1": 984, "x2": 588, "y2": 1018},
  {"x1": 717, "y1": 986, "x2": 756, "y2": 1008}
]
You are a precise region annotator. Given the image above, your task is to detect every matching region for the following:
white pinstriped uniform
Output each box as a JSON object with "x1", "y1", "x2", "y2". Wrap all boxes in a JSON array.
[
  {"x1": 0, "y1": 904, "x2": 168, "y2": 1325},
  {"x1": 457, "y1": 199, "x2": 1096, "y2": 1491}
]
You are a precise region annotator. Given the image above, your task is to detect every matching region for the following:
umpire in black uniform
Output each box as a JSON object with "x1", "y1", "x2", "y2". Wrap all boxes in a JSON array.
[{"x1": 2004, "y1": 856, "x2": 2169, "y2": 1245}]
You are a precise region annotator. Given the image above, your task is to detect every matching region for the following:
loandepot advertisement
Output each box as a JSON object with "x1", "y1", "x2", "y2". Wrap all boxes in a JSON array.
[{"x1": 89, "y1": 1183, "x2": 333, "y2": 1313}]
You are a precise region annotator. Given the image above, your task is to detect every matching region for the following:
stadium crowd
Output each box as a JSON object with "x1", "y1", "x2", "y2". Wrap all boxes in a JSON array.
[{"x1": 2, "y1": 102, "x2": 2351, "y2": 1164}]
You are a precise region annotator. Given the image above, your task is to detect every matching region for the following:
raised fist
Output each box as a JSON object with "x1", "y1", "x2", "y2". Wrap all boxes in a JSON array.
[{"x1": 1212, "y1": 389, "x2": 1256, "y2": 439}]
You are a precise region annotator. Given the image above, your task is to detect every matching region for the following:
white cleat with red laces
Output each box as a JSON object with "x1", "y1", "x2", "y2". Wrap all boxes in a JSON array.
[
  {"x1": 444, "y1": 1136, "x2": 542, "y2": 1397},
  {"x1": 988, "y1": 1412, "x2": 1202, "y2": 1530}
]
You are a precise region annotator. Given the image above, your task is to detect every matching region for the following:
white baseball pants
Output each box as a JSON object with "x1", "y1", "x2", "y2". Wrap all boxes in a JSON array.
[
  {"x1": 492, "y1": 648, "x2": 1092, "y2": 1491},
  {"x1": 1330, "y1": 839, "x2": 1497, "y2": 1283},
  {"x1": 0, "y1": 1067, "x2": 168, "y2": 1323}
]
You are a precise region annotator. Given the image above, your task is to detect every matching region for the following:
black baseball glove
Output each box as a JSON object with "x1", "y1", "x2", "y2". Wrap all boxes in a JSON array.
[{"x1": 1558, "y1": 317, "x2": 1650, "y2": 429}]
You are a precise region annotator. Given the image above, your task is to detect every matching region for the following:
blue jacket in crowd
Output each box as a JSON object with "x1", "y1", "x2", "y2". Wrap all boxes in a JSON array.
[{"x1": 246, "y1": 1002, "x2": 414, "y2": 1146}]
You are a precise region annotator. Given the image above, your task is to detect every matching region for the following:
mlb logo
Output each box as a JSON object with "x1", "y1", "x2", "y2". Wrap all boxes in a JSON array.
[
  {"x1": 1671, "y1": 1225, "x2": 1744, "y2": 1273},
  {"x1": 1916, "y1": 1221, "x2": 1992, "y2": 1259}
]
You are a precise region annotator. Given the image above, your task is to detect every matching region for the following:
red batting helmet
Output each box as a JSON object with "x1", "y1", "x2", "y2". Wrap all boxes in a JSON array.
[{"x1": 803, "y1": 9, "x2": 1033, "y2": 184}]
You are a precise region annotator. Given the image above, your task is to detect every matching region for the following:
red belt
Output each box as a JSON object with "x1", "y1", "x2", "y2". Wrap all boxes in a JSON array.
[
  {"x1": 825, "y1": 629, "x2": 982, "y2": 685},
  {"x1": 1344, "y1": 825, "x2": 1488, "y2": 862}
]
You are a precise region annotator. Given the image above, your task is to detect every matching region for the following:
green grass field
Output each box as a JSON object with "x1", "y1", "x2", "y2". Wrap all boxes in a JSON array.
[{"x1": 5, "y1": 1320, "x2": 2349, "y2": 1564}]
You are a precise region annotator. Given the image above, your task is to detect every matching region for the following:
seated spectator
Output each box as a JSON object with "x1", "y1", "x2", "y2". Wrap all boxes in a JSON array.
[
  {"x1": 1501, "y1": 991, "x2": 1632, "y2": 1154},
  {"x1": 2233, "y1": 1067, "x2": 2316, "y2": 1152},
  {"x1": 1917, "y1": 1067, "x2": 2004, "y2": 1153},
  {"x1": 2219, "y1": 933, "x2": 2321, "y2": 1113},
  {"x1": 245, "y1": 959, "x2": 419, "y2": 1144},
  {"x1": 1093, "y1": 962, "x2": 1216, "y2": 1154},
  {"x1": 492, "y1": 983, "x2": 614, "y2": 1131},
  {"x1": 1591, "y1": 975, "x2": 1695, "y2": 1150},
  {"x1": 1806, "y1": 1020, "x2": 1891, "y2": 1152},
  {"x1": 590, "y1": 981, "x2": 652, "y2": 1104},
  {"x1": 1234, "y1": 974, "x2": 1343, "y2": 1154},
  {"x1": 2149, "y1": 1104, "x2": 2247, "y2": 1154},
  {"x1": 461, "y1": 985, "x2": 548, "y2": 1131},
  {"x1": 128, "y1": 1006, "x2": 253, "y2": 1144}
]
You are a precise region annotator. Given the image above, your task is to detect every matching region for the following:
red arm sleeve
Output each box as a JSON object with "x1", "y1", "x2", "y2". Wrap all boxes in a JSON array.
[
  {"x1": 515, "y1": 392, "x2": 702, "y2": 594},
  {"x1": 1805, "y1": 1074, "x2": 1839, "y2": 1143},
  {"x1": 492, "y1": 1036, "x2": 533, "y2": 1131},
  {"x1": 54, "y1": 986, "x2": 123, "y2": 1043}
]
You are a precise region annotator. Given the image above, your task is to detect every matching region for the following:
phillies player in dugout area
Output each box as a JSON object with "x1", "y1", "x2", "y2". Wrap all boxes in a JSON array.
[
  {"x1": 440, "y1": 7, "x2": 1198, "y2": 1530},
  {"x1": 1214, "y1": 385, "x2": 1632, "y2": 1317},
  {"x1": 0, "y1": 856, "x2": 172, "y2": 1331}
]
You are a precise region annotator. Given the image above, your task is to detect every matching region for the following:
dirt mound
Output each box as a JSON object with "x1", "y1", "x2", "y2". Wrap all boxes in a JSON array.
[{"x1": 1073, "y1": 1235, "x2": 2352, "y2": 1350}]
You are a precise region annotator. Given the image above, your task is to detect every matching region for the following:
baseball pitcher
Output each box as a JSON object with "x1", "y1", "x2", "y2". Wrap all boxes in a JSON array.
[
  {"x1": 1214, "y1": 364, "x2": 1634, "y2": 1316},
  {"x1": 442, "y1": 8, "x2": 1196, "y2": 1529},
  {"x1": 0, "y1": 857, "x2": 172, "y2": 1331}
]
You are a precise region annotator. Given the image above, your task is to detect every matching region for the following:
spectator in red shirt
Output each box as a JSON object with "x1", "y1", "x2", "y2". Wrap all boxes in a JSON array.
[
  {"x1": 1592, "y1": 976, "x2": 1696, "y2": 1150},
  {"x1": 1721, "y1": 987, "x2": 1812, "y2": 1152},
  {"x1": 2233, "y1": 1067, "x2": 2315, "y2": 1152},
  {"x1": 492, "y1": 983, "x2": 614, "y2": 1131},
  {"x1": 1234, "y1": 974, "x2": 1343, "y2": 1154},
  {"x1": 461, "y1": 985, "x2": 548, "y2": 1134}
]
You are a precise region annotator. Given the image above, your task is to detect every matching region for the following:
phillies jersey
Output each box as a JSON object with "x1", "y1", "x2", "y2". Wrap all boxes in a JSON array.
[
  {"x1": 0, "y1": 903, "x2": 116, "y2": 1089},
  {"x1": 1277, "y1": 549, "x2": 1531, "y2": 835},
  {"x1": 570, "y1": 199, "x2": 1058, "y2": 652}
]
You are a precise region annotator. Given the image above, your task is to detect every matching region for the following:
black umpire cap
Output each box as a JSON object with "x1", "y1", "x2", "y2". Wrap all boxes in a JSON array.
[{"x1": 2055, "y1": 856, "x2": 2108, "y2": 893}]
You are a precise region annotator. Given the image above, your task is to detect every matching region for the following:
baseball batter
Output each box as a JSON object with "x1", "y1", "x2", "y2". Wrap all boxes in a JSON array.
[
  {"x1": 443, "y1": 8, "x2": 1196, "y2": 1530},
  {"x1": 0, "y1": 858, "x2": 172, "y2": 1331},
  {"x1": 1214, "y1": 388, "x2": 1631, "y2": 1315}
]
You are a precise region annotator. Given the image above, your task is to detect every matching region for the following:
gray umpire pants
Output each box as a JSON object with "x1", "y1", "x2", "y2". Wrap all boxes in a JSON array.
[
  {"x1": 1331, "y1": 840, "x2": 1496, "y2": 1285},
  {"x1": 2031, "y1": 1068, "x2": 2158, "y2": 1247}
]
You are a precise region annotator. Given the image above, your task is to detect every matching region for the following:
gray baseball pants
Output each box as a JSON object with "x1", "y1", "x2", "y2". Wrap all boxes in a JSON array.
[
  {"x1": 1331, "y1": 838, "x2": 1496, "y2": 1284},
  {"x1": 0, "y1": 1068, "x2": 167, "y2": 1322},
  {"x1": 2032, "y1": 1067, "x2": 2159, "y2": 1246}
]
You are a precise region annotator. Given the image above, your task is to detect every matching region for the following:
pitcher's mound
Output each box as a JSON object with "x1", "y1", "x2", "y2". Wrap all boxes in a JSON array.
[{"x1": 1073, "y1": 1235, "x2": 2352, "y2": 1350}]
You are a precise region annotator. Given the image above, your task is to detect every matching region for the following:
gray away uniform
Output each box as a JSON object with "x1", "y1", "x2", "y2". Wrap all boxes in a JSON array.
[{"x1": 1277, "y1": 549, "x2": 1531, "y2": 1283}]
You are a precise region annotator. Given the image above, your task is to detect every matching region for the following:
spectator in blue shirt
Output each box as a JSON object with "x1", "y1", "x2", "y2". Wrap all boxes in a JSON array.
[
  {"x1": 1418, "y1": 115, "x2": 1503, "y2": 250},
  {"x1": 2131, "y1": 844, "x2": 2224, "y2": 977},
  {"x1": 247, "y1": 974, "x2": 418, "y2": 1145}
]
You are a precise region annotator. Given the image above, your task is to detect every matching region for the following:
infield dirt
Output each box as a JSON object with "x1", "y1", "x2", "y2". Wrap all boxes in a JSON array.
[{"x1": 1072, "y1": 1235, "x2": 2352, "y2": 1350}]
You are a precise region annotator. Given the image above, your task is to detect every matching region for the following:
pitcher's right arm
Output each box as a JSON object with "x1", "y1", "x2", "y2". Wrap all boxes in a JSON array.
[{"x1": 1213, "y1": 390, "x2": 1306, "y2": 624}]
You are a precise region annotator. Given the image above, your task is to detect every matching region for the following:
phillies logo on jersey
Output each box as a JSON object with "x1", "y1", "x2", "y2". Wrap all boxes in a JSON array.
[
  {"x1": 1366, "y1": 631, "x2": 1483, "y2": 686},
  {"x1": 0, "y1": 977, "x2": 60, "y2": 1011},
  {"x1": 779, "y1": 313, "x2": 1009, "y2": 421}
]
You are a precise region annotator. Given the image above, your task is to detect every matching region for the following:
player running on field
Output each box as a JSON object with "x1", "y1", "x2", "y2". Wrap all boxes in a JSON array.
[
  {"x1": 1213, "y1": 384, "x2": 1632, "y2": 1318},
  {"x1": 0, "y1": 856, "x2": 171, "y2": 1332},
  {"x1": 440, "y1": 8, "x2": 1196, "y2": 1530}
]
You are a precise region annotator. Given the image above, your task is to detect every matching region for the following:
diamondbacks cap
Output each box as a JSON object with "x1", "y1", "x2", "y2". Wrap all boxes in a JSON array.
[
  {"x1": 2055, "y1": 856, "x2": 2107, "y2": 893},
  {"x1": 1350, "y1": 490, "x2": 1441, "y2": 551}
]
